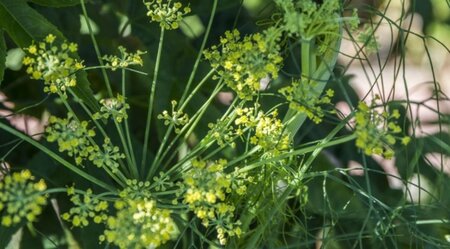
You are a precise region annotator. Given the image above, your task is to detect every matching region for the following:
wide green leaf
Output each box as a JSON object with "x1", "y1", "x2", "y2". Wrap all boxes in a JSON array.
[
  {"x1": 28, "y1": 0, "x2": 80, "y2": 7},
  {"x1": 0, "y1": 30, "x2": 5, "y2": 85},
  {"x1": 0, "y1": 0, "x2": 98, "y2": 111}
]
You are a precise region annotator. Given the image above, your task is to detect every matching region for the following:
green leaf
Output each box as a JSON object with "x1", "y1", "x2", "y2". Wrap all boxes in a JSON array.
[
  {"x1": 28, "y1": 0, "x2": 80, "y2": 7},
  {"x1": 0, "y1": 0, "x2": 99, "y2": 111},
  {"x1": 0, "y1": 30, "x2": 5, "y2": 85},
  {"x1": 5, "y1": 228, "x2": 22, "y2": 249}
]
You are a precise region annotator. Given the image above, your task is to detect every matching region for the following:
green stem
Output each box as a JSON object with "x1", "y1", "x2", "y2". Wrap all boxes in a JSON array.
[
  {"x1": 299, "y1": 114, "x2": 354, "y2": 176},
  {"x1": 0, "y1": 122, "x2": 115, "y2": 192},
  {"x1": 114, "y1": 120, "x2": 138, "y2": 178},
  {"x1": 141, "y1": 27, "x2": 165, "y2": 172},
  {"x1": 146, "y1": 70, "x2": 217, "y2": 179},
  {"x1": 83, "y1": 65, "x2": 147, "y2": 75},
  {"x1": 236, "y1": 134, "x2": 356, "y2": 174},
  {"x1": 178, "y1": 69, "x2": 215, "y2": 112},
  {"x1": 80, "y1": 0, "x2": 113, "y2": 97},
  {"x1": 121, "y1": 68, "x2": 138, "y2": 176},
  {"x1": 282, "y1": 24, "x2": 343, "y2": 139},
  {"x1": 148, "y1": 81, "x2": 224, "y2": 180},
  {"x1": 179, "y1": 0, "x2": 218, "y2": 104}
]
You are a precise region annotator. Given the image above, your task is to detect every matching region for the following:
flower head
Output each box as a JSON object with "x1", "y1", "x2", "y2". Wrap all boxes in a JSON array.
[
  {"x1": 93, "y1": 94, "x2": 130, "y2": 123},
  {"x1": 88, "y1": 138, "x2": 125, "y2": 172},
  {"x1": 0, "y1": 170, "x2": 48, "y2": 227},
  {"x1": 102, "y1": 46, "x2": 146, "y2": 71},
  {"x1": 62, "y1": 188, "x2": 109, "y2": 227},
  {"x1": 22, "y1": 34, "x2": 84, "y2": 94},
  {"x1": 279, "y1": 78, "x2": 334, "y2": 124},
  {"x1": 204, "y1": 27, "x2": 283, "y2": 100},
  {"x1": 119, "y1": 179, "x2": 152, "y2": 200},
  {"x1": 157, "y1": 100, "x2": 189, "y2": 133},
  {"x1": 144, "y1": 0, "x2": 191, "y2": 30},
  {"x1": 46, "y1": 114, "x2": 96, "y2": 165},
  {"x1": 181, "y1": 159, "x2": 247, "y2": 244},
  {"x1": 100, "y1": 198, "x2": 178, "y2": 249},
  {"x1": 354, "y1": 101, "x2": 410, "y2": 158}
]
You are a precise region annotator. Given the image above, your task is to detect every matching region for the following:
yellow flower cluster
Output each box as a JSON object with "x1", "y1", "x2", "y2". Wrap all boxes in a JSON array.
[
  {"x1": 22, "y1": 34, "x2": 84, "y2": 94},
  {"x1": 204, "y1": 28, "x2": 283, "y2": 100},
  {"x1": 182, "y1": 158, "x2": 245, "y2": 245},
  {"x1": 157, "y1": 100, "x2": 189, "y2": 133},
  {"x1": 102, "y1": 46, "x2": 146, "y2": 71},
  {"x1": 207, "y1": 106, "x2": 258, "y2": 149},
  {"x1": 144, "y1": 0, "x2": 191, "y2": 30},
  {"x1": 206, "y1": 106, "x2": 291, "y2": 156},
  {"x1": 93, "y1": 94, "x2": 130, "y2": 123},
  {"x1": 100, "y1": 199, "x2": 178, "y2": 249},
  {"x1": 62, "y1": 188, "x2": 109, "y2": 227},
  {"x1": 279, "y1": 79, "x2": 334, "y2": 124},
  {"x1": 250, "y1": 110, "x2": 290, "y2": 156},
  {"x1": 0, "y1": 170, "x2": 47, "y2": 227},
  {"x1": 355, "y1": 102, "x2": 410, "y2": 159},
  {"x1": 46, "y1": 114, "x2": 96, "y2": 165}
]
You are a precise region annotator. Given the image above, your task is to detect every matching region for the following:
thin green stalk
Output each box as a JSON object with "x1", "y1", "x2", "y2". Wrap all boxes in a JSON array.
[
  {"x1": 121, "y1": 68, "x2": 138, "y2": 175},
  {"x1": 80, "y1": 0, "x2": 113, "y2": 97},
  {"x1": 178, "y1": 69, "x2": 215, "y2": 112},
  {"x1": 146, "y1": 70, "x2": 218, "y2": 179},
  {"x1": 236, "y1": 134, "x2": 356, "y2": 174},
  {"x1": 179, "y1": 0, "x2": 218, "y2": 104},
  {"x1": 181, "y1": 79, "x2": 231, "y2": 140},
  {"x1": 141, "y1": 27, "x2": 165, "y2": 172},
  {"x1": 298, "y1": 114, "x2": 354, "y2": 176},
  {"x1": 156, "y1": 82, "x2": 227, "y2": 175},
  {"x1": 114, "y1": 120, "x2": 138, "y2": 178},
  {"x1": 0, "y1": 122, "x2": 115, "y2": 192},
  {"x1": 83, "y1": 65, "x2": 147, "y2": 75}
]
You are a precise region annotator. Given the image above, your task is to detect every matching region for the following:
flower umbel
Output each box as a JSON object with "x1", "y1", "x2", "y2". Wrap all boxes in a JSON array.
[
  {"x1": 279, "y1": 78, "x2": 334, "y2": 124},
  {"x1": 250, "y1": 110, "x2": 291, "y2": 156},
  {"x1": 22, "y1": 34, "x2": 84, "y2": 94},
  {"x1": 157, "y1": 100, "x2": 189, "y2": 133},
  {"x1": 119, "y1": 179, "x2": 152, "y2": 200},
  {"x1": 88, "y1": 139, "x2": 125, "y2": 172},
  {"x1": 0, "y1": 170, "x2": 48, "y2": 227},
  {"x1": 204, "y1": 28, "x2": 283, "y2": 100},
  {"x1": 102, "y1": 46, "x2": 146, "y2": 71},
  {"x1": 354, "y1": 101, "x2": 410, "y2": 158},
  {"x1": 144, "y1": 0, "x2": 191, "y2": 30},
  {"x1": 62, "y1": 188, "x2": 109, "y2": 227},
  {"x1": 100, "y1": 198, "x2": 178, "y2": 249},
  {"x1": 46, "y1": 114, "x2": 96, "y2": 165},
  {"x1": 181, "y1": 159, "x2": 245, "y2": 245},
  {"x1": 93, "y1": 94, "x2": 130, "y2": 123}
]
